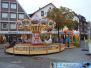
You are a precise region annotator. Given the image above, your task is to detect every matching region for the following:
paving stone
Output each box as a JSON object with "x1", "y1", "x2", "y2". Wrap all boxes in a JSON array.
[
  {"x1": 0, "y1": 43, "x2": 91, "y2": 68},
  {"x1": 0, "y1": 63, "x2": 25, "y2": 68}
]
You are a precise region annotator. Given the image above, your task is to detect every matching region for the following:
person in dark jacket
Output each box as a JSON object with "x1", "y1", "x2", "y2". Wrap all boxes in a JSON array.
[{"x1": 63, "y1": 35, "x2": 66, "y2": 44}]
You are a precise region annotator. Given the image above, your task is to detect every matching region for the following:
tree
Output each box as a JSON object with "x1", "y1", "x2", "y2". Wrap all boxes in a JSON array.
[
  {"x1": 60, "y1": 7, "x2": 79, "y2": 30},
  {"x1": 73, "y1": 21, "x2": 79, "y2": 30},
  {"x1": 47, "y1": 8, "x2": 64, "y2": 42},
  {"x1": 47, "y1": 7, "x2": 78, "y2": 42}
]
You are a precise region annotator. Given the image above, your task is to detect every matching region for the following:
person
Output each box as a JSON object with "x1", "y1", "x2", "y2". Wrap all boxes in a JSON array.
[
  {"x1": 66, "y1": 35, "x2": 71, "y2": 47},
  {"x1": 59, "y1": 35, "x2": 63, "y2": 43},
  {"x1": 52, "y1": 37, "x2": 57, "y2": 43},
  {"x1": 18, "y1": 38, "x2": 22, "y2": 42},
  {"x1": 63, "y1": 35, "x2": 66, "y2": 44},
  {"x1": 12, "y1": 38, "x2": 17, "y2": 46},
  {"x1": 8, "y1": 36, "x2": 12, "y2": 45}
]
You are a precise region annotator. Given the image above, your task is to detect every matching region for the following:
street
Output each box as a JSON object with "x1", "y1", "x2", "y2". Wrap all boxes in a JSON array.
[
  {"x1": 0, "y1": 43, "x2": 91, "y2": 68},
  {"x1": 0, "y1": 43, "x2": 50, "y2": 68}
]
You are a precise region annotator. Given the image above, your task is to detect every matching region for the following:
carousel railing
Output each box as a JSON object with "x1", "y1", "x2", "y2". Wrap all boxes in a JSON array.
[{"x1": 5, "y1": 43, "x2": 66, "y2": 55}]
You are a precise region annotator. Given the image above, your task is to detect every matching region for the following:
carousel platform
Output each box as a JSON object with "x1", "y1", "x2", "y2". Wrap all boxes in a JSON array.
[{"x1": 5, "y1": 43, "x2": 66, "y2": 55}]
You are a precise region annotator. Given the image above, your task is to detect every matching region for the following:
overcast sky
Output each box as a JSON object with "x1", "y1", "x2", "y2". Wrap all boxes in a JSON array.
[{"x1": 17, "y1": 0, "x2": 91, "y2": 21}]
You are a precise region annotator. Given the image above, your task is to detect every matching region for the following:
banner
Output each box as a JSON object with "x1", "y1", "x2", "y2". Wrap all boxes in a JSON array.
[{"x1": 50, "y1": 62, "x2": 83, "y2": 68}]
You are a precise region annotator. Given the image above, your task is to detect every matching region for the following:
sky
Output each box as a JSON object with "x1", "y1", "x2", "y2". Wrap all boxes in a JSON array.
[{"x1": 17, "y1": 0, "x2": 91, "y2": 21}]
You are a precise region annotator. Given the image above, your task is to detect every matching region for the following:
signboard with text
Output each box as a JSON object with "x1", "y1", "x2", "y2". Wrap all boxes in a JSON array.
[{"x1": 50, "y1": 62, "x2": 83, "y2": 68}]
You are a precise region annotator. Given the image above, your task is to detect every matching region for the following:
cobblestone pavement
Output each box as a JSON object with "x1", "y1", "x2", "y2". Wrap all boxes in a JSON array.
[
  {"x1": 38, "y1": 48, "x2": 91, "y2": 62},
  {"x1": 0, "y1": 43, "x2": 91, "y2": 68},
  {"x1": 0, "y1": 43, "x2": 50, "y2": 68}
]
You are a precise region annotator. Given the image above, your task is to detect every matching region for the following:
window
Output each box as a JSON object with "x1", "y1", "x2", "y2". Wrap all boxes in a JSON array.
[
  {"x1": 11, "y1": 3, "x2": 16, "y2": 9},
  {"x1": 1, "y1": 13, "x2": 8, "y2": 18},
  {"x1": 41, "y1": 11, "x2": 44, "y2": 16},
  {"x1": 18, "y1": 14, "x2": 25, "y2": 19},
  {"x1": 2, "y1": 2, "x2": 8, "y2": 8},
  {"x1": 45, "y1": 12, "x2": 48, "y2": 16},
  {"x1": 10, "y1": 24, "x2": 16, "y2": 29},
  {"x1": 10, "y1": 13, "x2": 16, "y2": 18},
  {"x1": 49, "y1": 7, "x2": 51, "y2": 9},
  {"x1": 2, "y1": 23, "x2": 8, "y2": 29}
]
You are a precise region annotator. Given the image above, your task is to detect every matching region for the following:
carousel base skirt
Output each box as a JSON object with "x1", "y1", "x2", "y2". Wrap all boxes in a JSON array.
[{"x1": 5, "y1": 43, "x2": 66, "y2": 55}]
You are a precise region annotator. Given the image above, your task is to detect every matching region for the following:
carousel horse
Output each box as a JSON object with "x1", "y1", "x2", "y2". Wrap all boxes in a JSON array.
[{"x1": 44, "y1": 35, "x2": 52, "y2": 44}]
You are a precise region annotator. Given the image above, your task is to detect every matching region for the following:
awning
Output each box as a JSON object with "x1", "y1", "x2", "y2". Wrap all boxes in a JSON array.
[{"x1": 0, "y1": 31, "x2": 32, "y2": 34}]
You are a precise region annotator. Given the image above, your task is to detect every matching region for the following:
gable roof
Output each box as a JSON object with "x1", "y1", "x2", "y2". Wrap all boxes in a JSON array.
[
  {"x1": 29, "y1": 3, "x2": 56, "y2": 17},
  {"x1": 16, "y1": 0, "x2": 31, "y2": 20}
]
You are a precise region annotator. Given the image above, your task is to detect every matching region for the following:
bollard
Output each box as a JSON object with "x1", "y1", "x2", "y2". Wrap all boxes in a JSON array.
[
  {"x1": 4, "y1": 46, "x2": 6, "y2": 53},
  {"x1": 81, "y1": 36, "x2": 89, "y2": 51}
]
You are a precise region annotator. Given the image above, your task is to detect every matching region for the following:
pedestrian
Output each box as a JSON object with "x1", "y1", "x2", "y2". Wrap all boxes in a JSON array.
[
  {"x1": 59, "y1": 35, "x2": 63, "y2": 43},
  {"x1": 63, "y1": 35, "x2": 65, "y2": 44},
  {"x1": 66, "y1": 35, "x2": 71, "y2": 47}
]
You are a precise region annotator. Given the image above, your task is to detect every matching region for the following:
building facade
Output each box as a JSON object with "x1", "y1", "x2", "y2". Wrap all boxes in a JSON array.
[
  {"x1": 78, "y1": 15, "x2": 89, "y2": 40},
  {"x1": 29, "y1": 3, "x2": 56, "y2": 21},
  {"x1": 0, "y1": 0, "x2": 30, "y2": 31}
]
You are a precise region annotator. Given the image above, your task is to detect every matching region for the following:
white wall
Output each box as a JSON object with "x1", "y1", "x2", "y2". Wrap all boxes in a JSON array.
[{"x1": 31, "y1": 4, "x2": 55, "y2": 20}]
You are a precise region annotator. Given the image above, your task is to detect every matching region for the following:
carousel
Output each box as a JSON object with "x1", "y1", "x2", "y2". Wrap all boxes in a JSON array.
[
  {"x1": 5, "y1": 19, "x2": 80, "y2": 55},
  {"x1": 5, "y1": 19, "x2": 66, "y2": 55}
]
